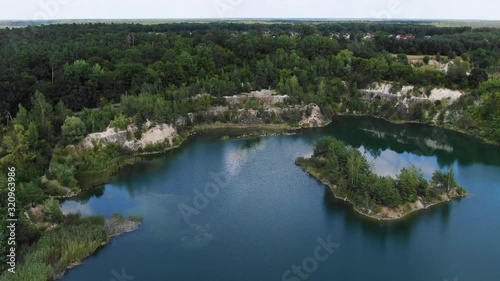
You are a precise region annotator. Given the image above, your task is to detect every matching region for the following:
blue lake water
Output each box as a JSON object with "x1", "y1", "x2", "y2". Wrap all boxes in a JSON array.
[{"x1": 61, "y1": 116, "x2": 500, "y2": 281}]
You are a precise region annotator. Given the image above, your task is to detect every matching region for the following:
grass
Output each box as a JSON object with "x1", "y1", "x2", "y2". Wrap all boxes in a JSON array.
[
  {"x1": 0, "y1": 216, "x2": 107, "y2": 281},
  {"x1": 41, "y1": 177, "x2": 74, "y2": 197},
  {"x1": 127, "y1": 215, "x2": 143, "y2": 222},
  {"x1": 111, "y1": 213, "x2": 125, "y2": 221}
]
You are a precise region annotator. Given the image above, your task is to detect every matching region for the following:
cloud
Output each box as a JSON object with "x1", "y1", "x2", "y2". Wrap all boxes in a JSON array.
[{"x1": 1, "y1": 0, "x2": 498, "y2": 20}]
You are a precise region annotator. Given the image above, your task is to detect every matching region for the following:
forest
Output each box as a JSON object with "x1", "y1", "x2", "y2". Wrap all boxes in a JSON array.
[{"x1": 0, "y1": 21, "x2": 499, "y2": 279}]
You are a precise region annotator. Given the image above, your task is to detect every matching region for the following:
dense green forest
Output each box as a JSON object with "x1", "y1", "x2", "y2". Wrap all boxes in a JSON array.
[
  {"x1": 296, "y1": 137, "x2": 466, "y2": 217},
  {"x1": 1, "y1": 22, "x2": 499, "y2": 139},
  {"x1": 0, "y1": 21, "x2": 499, "y2": 279},
  {"x1": 1, "y1": 22, "x2": 500, "y2": 114}
]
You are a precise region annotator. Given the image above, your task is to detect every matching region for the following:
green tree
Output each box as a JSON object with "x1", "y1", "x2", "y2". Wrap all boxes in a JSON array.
[
  {"x1": 436, "y1": 52, "x2": 442, "y2": 62},
  {"x1": 44, "y1": 198, "x2": 63, "y2": 224},
  {"x1": 346, "y1": 151, "x2": 369, "y2": 186},
  {"x1": 0, "y1": 124, "x2": 36, "y2": 171},
  {"x1": 18, "y1": 181, "x2": 45, "y2": 208},
  {"x1": 30, "y1": 91, "x2": 54, "y2": 143},
  {"x1": 371, "y1": 176, "x2": 401, "y2": 208},
  {"x1": 396, "y1": 166, "x2": 427, "y2": 202},
  {"x1": 277, "y1": 75, "x2": 303, "y2": 97},
  {"x1": 61, "y1": 116, "x2": 86, "y2": 143},
  {"x1": 447, "y1": 58, "x2": 470, "y2": 87},
  {"x1": 13, "y1": 104, "x2": 30, "y2": 128}
]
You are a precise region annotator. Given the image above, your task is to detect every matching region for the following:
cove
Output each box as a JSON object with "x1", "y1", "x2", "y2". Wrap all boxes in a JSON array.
[{"x1": 60, "y1": 116, "x2": 500, "y2": 281}]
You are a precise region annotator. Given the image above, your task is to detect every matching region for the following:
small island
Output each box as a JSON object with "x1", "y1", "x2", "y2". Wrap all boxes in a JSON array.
[{"x1": 296, "y1": 137, "x2": 467, "y2": 220}]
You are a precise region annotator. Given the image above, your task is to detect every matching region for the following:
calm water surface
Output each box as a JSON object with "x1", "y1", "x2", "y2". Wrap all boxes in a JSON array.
[{"x1": 61, "y1": 116, "x2": 500, "y2": 281}]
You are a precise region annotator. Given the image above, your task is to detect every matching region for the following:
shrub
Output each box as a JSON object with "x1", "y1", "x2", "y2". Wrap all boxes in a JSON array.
[{"x1": 109, "y1": 113, "x2": 130, "y2": 130}]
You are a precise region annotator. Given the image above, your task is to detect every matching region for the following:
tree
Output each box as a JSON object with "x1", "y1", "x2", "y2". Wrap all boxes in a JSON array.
[
  {"x1": 0, "y1": 124, "x2": 36, "y2": 171},
  {"x1": 44, "y1": 198, "x2": 63, "y2": 223},
  {"x1": 447, "y1": 58, "x2": 469, "y2": 87},
  {"x1": 30, "y1": 91, "x2": 54, "y2": 142},
  {"x1": 346, "y1": 151, "x2": 368, "y2": 186},
  {"x1": 371, "y1": 176, "x2": 401, "y2": 208},
  {"x1": 61, "y1": 116, "x2": 86, "y2": 144},
  {"x1": 313, "y1": 137, "x2": 336, "y2": 157},
  {"x1": 423, "y1": 56, "x2": 430, "y2": 65},
  {"x1": 468, "y1": 69, "x2": 488, "y2": 89},
  {"x1": 53, "y1": 100, "x2": 72, "y2": 133},
  {"x1": 13, "y1": 104, "x2": 30, "y2": 128},
  {"x1": 431, "y1": 168, "x2": 459, "y2": 192},
  {"x1": 277, "y1": 74, "x2": 303, "y2": 97},
  {"x1": 396, "y1": 166, "x2": 427, "y2": 202},
  {"x1": 18, "y1": 181, "x2": 45, "y2": 208}
]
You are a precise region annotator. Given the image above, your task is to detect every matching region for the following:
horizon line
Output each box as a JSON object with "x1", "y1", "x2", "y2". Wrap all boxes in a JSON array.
[{"x1": 2, "y1": 17, "x2": 500, "y2": 22}]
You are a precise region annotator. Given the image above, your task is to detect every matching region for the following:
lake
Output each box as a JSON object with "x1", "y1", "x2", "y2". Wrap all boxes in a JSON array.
[{"x1": 60, "y1": 116, "x2": 500, "y2": 281}]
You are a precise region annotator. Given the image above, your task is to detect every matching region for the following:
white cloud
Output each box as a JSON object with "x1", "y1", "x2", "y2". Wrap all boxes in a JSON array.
[{"x1": 1, "y1": 0, "x2": 498, "y2": 20}]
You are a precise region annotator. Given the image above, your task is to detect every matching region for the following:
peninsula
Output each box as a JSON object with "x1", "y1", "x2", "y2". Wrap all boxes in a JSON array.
[{"x1": 296, "y1": 137, "x2": 467, "y2": 220}]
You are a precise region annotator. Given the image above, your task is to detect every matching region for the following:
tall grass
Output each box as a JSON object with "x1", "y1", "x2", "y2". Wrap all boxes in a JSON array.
[{"x1": 0, "y1": 215, "x2": 107, "y2": 281}]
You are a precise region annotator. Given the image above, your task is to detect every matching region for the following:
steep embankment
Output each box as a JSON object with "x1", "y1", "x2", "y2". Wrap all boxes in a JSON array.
[
  {"x1": 81, "y1": 122, "x2": 178, "y2": 150},
  {"x1": 80, "y1": 101, "x2": 327, "y2": 152},
  {"x1": 362, "y1": 82, "x2": 463, "y2": 103},
  {"x1": 353, "y1": 82, "x2": 480, "y2": 135}
]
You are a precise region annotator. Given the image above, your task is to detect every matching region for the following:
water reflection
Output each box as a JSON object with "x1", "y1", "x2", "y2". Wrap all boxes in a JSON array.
[
  {"x1": 325, "y1": 116, "x2": 500, "y2": 167},
  {"x1": 363, "y1": 148, "x2": 439, "y2": 178},
  {"x1": 59, "y1": 116, "x2": 500, "y2": 281}
]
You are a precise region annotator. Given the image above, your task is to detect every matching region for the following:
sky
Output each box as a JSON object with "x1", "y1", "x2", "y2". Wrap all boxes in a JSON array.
[{"x1": 0, "y1": 0, "x2": 498, "y2": 21}]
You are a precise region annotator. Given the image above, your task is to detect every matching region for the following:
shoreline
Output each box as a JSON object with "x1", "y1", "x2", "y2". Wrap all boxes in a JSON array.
[
  {"x1": 63, "y1": 122, "x2": 316, "y2": 197},
  {"x1": 53, "y1": 218, "x2": 141, "y2": 280},
  {"x1": 336, "y1": 113, "x2": 499, "y2": 146},
  {"x1": 63, "y1": 112, "x2": 487, "y2": 200},
  {"x1": 297, "y1": 161, "x2": 467, "y2": 221}
]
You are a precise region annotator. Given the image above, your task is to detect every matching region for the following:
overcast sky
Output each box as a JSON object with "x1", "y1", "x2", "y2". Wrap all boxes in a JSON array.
[{"x1": 1, "y1": 0, "x2": 498, "y2": 21}]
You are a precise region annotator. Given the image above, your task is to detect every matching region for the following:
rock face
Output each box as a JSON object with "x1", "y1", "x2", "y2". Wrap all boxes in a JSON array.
[
  {"x1": 134, "y1": 124, "x2": 177, "y2": 149},
  {"x1": 81, "y1": 126, "x2": 130, "y2": 149},
  {"x1": 299, "y1": 104, "x2": 326, "y2": 127},
  {"x1": 224, "y1": 89, "x2": 288, "y2": 106},
  {"x1": 357, "y1": 82, "x2": 466, "y2": 122},
  {"x1": 81, "y1": 123, "x2": 177, "y2": 151},
  {"x1": 362, "y1": 82, "x2": 464, "y2": 102}
]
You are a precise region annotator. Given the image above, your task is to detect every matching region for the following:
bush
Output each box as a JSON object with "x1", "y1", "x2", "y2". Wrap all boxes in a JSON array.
[
  {"x1": 109, "y1": 113, "x2": 130, "y2": 130},
  {"x1": 48, "y1": 164, "x2": 77, "y2": 188}
]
